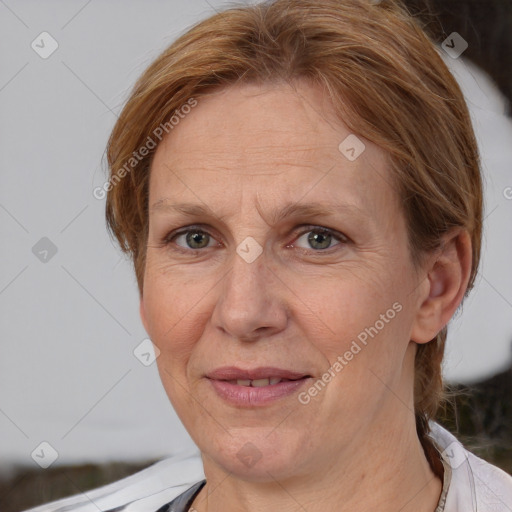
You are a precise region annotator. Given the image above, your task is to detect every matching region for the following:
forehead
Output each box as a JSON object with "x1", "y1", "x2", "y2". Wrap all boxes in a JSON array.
[{"x1": 149, "y1": 81, "x2": 399, "y2": 221}]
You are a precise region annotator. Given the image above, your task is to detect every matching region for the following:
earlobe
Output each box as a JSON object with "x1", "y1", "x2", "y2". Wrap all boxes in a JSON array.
[{"x1": 411, "y1": 229, "x2": 472, "y2": 344}]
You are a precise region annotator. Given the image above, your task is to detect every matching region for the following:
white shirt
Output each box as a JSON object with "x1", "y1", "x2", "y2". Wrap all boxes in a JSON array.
[{"x1": 24, "y1": 423, "x2": 512, "y2": 512}]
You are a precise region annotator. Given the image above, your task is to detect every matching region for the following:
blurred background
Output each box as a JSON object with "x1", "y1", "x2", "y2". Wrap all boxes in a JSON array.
[{"x1": 0, "y1": 0, "x2": 511, "y2": 510}]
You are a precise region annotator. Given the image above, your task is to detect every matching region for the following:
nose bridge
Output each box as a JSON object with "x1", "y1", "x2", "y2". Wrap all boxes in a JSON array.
[
  {"x1": 212, "y1": 245, "x2": 287, "y2": 340},
  {"x1": 228, "y1": 244, "x2": 266, "y2": 296}
]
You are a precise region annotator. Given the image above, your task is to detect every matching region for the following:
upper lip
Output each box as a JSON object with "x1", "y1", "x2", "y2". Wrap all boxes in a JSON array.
[{"x1": 206, "y1": 366, "x2": 310, "y2": 381}]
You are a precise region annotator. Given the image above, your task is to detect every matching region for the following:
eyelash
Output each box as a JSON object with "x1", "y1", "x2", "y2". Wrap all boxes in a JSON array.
[{"x1": 162, "y1": 224, "x2": 348, "y2": 255}]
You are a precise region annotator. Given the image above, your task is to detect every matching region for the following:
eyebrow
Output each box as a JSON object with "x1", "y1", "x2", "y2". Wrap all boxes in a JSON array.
[{"x1": 150, "y1": 199, "x2": 366, "y2": 225}]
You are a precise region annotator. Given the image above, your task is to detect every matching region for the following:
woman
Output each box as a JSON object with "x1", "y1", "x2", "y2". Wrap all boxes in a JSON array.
[{"x1": 32, "y1": 0, "x2": 512, "y2": 510}]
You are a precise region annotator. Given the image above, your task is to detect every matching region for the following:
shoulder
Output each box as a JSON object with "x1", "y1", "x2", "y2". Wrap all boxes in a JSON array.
[
  {"x1": 429, "y1": 422, "x2": 512, "y2": 512},
  {"x1": 22, "y1": 449, "x2": 205, "y2": 512}
]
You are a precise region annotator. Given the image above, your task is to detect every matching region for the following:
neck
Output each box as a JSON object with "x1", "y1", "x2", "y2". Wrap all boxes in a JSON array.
[{"x1": 192, "y1": 413, "x2": 442, "y2": 512}]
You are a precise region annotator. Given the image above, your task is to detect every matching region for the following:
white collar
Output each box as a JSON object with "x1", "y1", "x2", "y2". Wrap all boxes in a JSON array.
[{"x1": 428, "y1": 421, "x2": 512, "y2": 511}]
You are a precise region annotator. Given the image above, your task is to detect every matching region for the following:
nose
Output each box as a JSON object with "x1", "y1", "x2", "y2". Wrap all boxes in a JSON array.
[{"x1": 211, "y1": 247, "x2": 288, "y2": 342}]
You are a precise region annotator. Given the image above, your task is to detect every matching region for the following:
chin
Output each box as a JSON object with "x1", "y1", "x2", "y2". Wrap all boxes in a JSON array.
[{"x1": 200, "y1": 429, "x2": 310, "y2": 482}]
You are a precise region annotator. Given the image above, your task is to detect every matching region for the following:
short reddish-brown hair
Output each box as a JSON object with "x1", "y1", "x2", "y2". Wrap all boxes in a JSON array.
[{"x1": 105, "y1": 0, "x2": 482, "y2": 449}]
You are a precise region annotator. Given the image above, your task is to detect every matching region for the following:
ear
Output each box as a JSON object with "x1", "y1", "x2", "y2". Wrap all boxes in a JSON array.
[
  {"x1": 140, "y1": 297, "x2": 150, "y2": 334},
  {"x1": 411, "y1": 228, "x2": 473, "y2": 344}
]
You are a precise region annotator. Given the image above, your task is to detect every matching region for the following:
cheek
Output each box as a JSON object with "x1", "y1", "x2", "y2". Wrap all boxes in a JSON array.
[
  {"x1": 142, "y1": 264, "x2": 212, "y2": 372},
  {"x1": 298, "y1": 264, "x2": 413, "y2": 368}
]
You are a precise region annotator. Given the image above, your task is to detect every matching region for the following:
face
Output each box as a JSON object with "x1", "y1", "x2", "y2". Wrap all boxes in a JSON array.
[{"x1": 141, "y1": 81, "x2": 427, "y2": 482}]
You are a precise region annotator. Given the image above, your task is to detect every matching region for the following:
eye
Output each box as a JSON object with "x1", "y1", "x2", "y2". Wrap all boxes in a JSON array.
[
  {"x1": 167, "y1": 227, "x2": 218, "y2": 251},
  {"x1": 292, "y1": 227, "x2": 346, "y2": 251},
  {"x1": 162, "y1": 225, "x2": 347, "y2": 254}
]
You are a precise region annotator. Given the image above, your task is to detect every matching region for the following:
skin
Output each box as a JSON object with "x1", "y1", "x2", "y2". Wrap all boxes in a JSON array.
[{"x1": 140, "y1": 80, "x2": 472, "y2": 512}]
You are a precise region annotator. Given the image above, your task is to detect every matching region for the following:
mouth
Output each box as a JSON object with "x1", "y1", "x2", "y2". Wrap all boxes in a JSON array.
[{"x1": 206, "y1": 366, "x2": 312, "y2": 406}]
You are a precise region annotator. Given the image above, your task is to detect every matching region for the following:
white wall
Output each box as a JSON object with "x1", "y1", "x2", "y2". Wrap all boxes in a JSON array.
[{"x1": 1, "y1": 0, "x2": 511, "y2": 473}]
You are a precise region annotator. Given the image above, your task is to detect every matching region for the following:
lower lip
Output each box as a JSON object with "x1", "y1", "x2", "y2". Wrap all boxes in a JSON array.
[{"x1": 208, "y1": 378, "x2": 309, "y2": 406}]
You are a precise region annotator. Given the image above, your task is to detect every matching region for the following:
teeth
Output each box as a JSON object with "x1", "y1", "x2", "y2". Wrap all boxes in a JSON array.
[
  {"x1": 252, "y1": 378, "x2": 270, "y2": 387},
  {"x1": 234, "y1": 378, "x2": 283, "y2": 387}
]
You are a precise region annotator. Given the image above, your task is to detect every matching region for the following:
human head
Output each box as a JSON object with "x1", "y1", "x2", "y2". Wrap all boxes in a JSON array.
[{"x1": 105, "y1": 0, "x2": 482, "y2": 449}]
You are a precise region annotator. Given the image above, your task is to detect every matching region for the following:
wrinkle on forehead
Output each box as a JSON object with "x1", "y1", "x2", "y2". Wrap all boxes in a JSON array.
[{"x1": 149, "y1": 80, "x2": 401, "y2": 234}]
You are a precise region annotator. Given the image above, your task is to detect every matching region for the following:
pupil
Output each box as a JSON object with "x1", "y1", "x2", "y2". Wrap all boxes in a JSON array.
[
  {"x1": 308, "y1": 231, "x2": 331, "y2": 250},
  {"x1": 187, "y1": 231, "x2": 208, "y2": 248}
]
